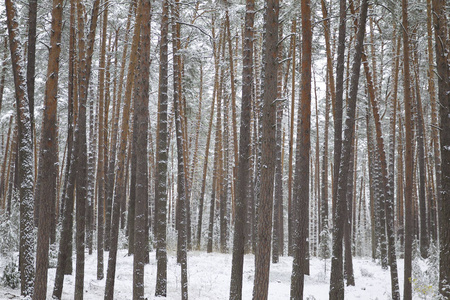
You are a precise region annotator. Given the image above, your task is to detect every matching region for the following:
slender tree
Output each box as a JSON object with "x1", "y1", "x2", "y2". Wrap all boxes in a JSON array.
[
  {"x1": 290, "y1": 0, "x2": 312, "y2": 295},
  {"x1": 0, "y1": 38, "x2": 7, "y2": 115},
  {"x1": 330, "y1": 0, "x2": 370, "y2": 297},
  {"x1": 133, "y1": 1, "x2": 151, "y2": 298},
  {"x1": 154, "y1": 0, "x2": 170, "y2": 296},
  {"x1": 172, "y1": 2, "x2": 188, "y2": 298},
  {"x1": 96, "y1": 0, "x2": 109, "y2": 280},
  {"x1": 74, "y1": 1, "x2": 101, "y2": 299},
  {"x1": 432, "y1": 0, "x2": 450, "y2": 297},
  {"x1": 229, "y1": 0, "x2": 254, "y2": 298},
  {"x1": 33, "y1": 0, "x2": 63, "y2": 298},
  {"x1": 252, "y1": 0, "x2": 278, "y2": 298},
  {"x1": 105, "y1": 0, "x2": 143, "y2": 297},
  {"x1": 26, "y1": 0, "x2": 37, "y2": 158},
  {"x1": 329, "y1": 0, "x2": 347, "y2": 297},
  {"x1": 52, "y1": 0, "x2": 77, "y2": 296},
  {"x1": 402, "y1": 0, "x2": 414, "y2": 298},
  {"x1": 5, "y1": 0, "x2": 35, "y2": 296}
]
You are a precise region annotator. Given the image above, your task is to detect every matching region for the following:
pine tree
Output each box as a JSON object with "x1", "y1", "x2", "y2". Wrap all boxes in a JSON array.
[
  {"x1": 229, "y1": 1, "x2": 254, "y2": 298},
  {"x1": 290, "y1": 0, "x2": 312, "y2": 295},
  {"x1": 33, "y1": 0, "x2": 63, "y2": 298},
  {"x1": 252, "y1": 0, "x2": 278, "y2": 298},
  {"x1": 5, "y1": 0, "x2": 35, "y2": 297},
  {"x1": 154, "y1": 0, "x2": 170, "y2": 296},
  {"x1": 432, "y1": 0, "x2": 450, "y2": 297},
  {"x1": 133, "y1": 1, "x2": 151, "y2": 298}
]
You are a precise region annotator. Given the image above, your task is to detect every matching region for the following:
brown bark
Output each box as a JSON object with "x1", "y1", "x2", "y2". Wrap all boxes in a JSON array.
[
  {"x1": 33, "y1": 0, "x2": 63, "y2": 297},
  {"x1": 402, "y1": 0, "x2": 414, "y2": 297},
  {"x1": 229, "y1": 1, "x2": 254, "y2": 297},
  {"x1": 330, "y1": 0, "x2": 368, "y2": 296},
  {"x1": 0, "y1": 38, "x2": 7, "y2": 114},
  {"x1": 133, "y1": 1, "x2": 151, "y2": 298},
  {"x1": 427, "y1": 0, "x2": 440, "y2": 244},
  {"x1": 5, "y1": 0, "x2": 35, "y2": 296},
  {"x1": 105, "y1": 0, "x2": 143, "y2": 296},
  {"x1": 171, "y1": 3, "x2": 188, "y2": 298},
  {"x1": 412, "y1": 49, "x2": 429, "y2": 258},
  {"x1": 291, "y1": 0, "x2": 312, "y2": 296},
  {"x1": 320, "y1": 69, "x2": 331, "y2": 259},
  {"x1": 105, "y1": 0, "x2": 136, "y2": 251},
  {"x1": 272, "y1": 22, "x2": 284, "y2": 264},
  {"x1": 225, "y1": 7, "x2": 238, "y2": 221},
  {"x1": 0, "y1": 116, "x2": 13, "y2": 206},
  {"x1": 207, "y1": 22, "x2": 223, "y2": 253},
  {"x1": 287, "y1": 19, "x2": 296, "y2": 256},
  {"x1": 154, "y1": 0, "x2": 169, "y2": 296},
  {"x1": 252, "y1": 0, "x2": 278, "y2": 298},
  {"x1": 26, "y1": 0, "x2": 37, "y2": 154},
  {"x1": 329, "y1": 0, "x2": 347, "y2": 297},
  {"x1": 74, "y1": 1, "x2": 101, "y2": 299},
  {"x1": 96, "y1": 0, "x2": 108, "y2": 280},
  {"x1": 432, "y1": 0, "x2": 450, "y2": 296},
  {"x1": 52, "y1": 0, "x2": 77, "y2": 296},
  {"x1": 196, "y1": 64, "x2": 215, "y2": 250}
]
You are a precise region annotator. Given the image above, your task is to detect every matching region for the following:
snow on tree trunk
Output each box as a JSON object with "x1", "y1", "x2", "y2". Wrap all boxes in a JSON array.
[{"x1": 5, "y1": 0, "x2": 35, "y2": 297}]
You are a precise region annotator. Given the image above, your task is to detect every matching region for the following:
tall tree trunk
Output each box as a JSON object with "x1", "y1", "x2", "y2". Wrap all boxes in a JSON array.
[
  {"x1": 154, "y1": 0, "x2": 169, "y2": 296},
  {"x1": 52, "y1": 1, "x2": 77, "y2": 296},
  {"x1": 220, "y1": 85, "x2": 229, "y2": 254},
  {"x1": 133, "y1": 1, "x2": 151, "y2": 298},
  {"x1": 26, "y1": 0, "x2": 37, "y2": 166},
  {"x1": 344, "y1": 122, "x2": 356, "y2": 287},
  {"x1": 105, "y1": 0, "x2": 135, "y2": 251},
  {"x1": 105, "y1": 0, "x2": 142, "y2": 297},
  {"x1": 412, "y1": 53, "x2": 429, "y2": 259},
  {"x1": 290, "y1": 0, "x2": 312, "y2": 296},
  {"x1": 287, "y1": 19, "x2": 296, "y2": 256},
  {"x1": 272, "y1": 22, "x2": 284, "y2": 264},
  {"x1": 196, "y1": 63, "x2": 215, "y2": 250},
  {"x1": 0, "y1": 38, "x2": 8, "y2": 114},
  {"x1": 387, "y1": 30, "x2": 401, "y2": 257},
  {"x1": 330, "y1": 0, "x2": 369, "y2": 296},
  {"x1": 96, "y1": 0, "x2": 108, "y2": 280},
  {"x1": 329, "y1": 0, "x2": 347, "y2": 297},
  {"x1": 33, "y1": 0, "x2": 63, "y2": 298},
  {"x1": 320, "y1": 70, "x2": 331, "y2": 260},
  {"x1": 74, "y1": 1, "x2": 100, "y2": 299},
  {"x1": 172, "y1": 3, "x2": 188, "y2": 298},
  {"x1": 225, "y1": 6, "x2": 238, "y2": 219},
  {"x1": 229, "y1": 1, "x2": 254, "y2": 298},
  {"x1": 86, "y1": 80, "x2": 96, "y2": 256},
  {"x1": 252, "y1": 0, "x2": 278, "y2": 298},
  {"x1": 207, "y1": 23, "x2": 223, "y2": 253},
  {"x1": 432, "y1": 0, "x2": 450, "y2": 297},
  {"x1": 5, "y1": 0, "x2": 35, "y2": 296},
  {"x1": 0, "y1": 116, "x2": 13, "y2": 207},
  {"x1": 402, "y1": 0, "x2": 413, "y2": 299},
  {"x1": 402, "y1": 0, "x2": 414, "y2": 298},
  {"x1": 427, "y1": 0, "x2": 440, "y2": 244}
]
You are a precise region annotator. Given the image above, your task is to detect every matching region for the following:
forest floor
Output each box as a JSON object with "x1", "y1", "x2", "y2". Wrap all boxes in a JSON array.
[{"x1": 0, "y1": 249, "x2": 432, "y2": 299}]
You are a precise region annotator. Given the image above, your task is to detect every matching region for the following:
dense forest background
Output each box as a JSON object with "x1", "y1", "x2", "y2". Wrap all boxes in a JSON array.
[{"x1": 0, "y1": 0, "x2": 449, "y2": 299}]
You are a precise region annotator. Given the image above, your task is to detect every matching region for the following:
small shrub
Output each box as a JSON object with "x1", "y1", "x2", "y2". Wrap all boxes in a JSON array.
[
  {"x1": 1, "y1": 260, "x2": 20, "y2": 289},
  {"x1": 360, "y1": 268, "x2": 374, "y2": 278},
  {"x1": 48, "y1": 242, "x2": 58, "y2": 268},
  {"x1": 0, "y1": 191, "x2": 20, "y2": 255},
  {"x1": 411, "y1": 240, "x2": 440, "y2": 299}
]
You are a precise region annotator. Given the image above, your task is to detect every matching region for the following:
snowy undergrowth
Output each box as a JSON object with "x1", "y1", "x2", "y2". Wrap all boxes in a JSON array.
[{"x1": 0, "y1": 250, "x2": 435, "y2": 300}]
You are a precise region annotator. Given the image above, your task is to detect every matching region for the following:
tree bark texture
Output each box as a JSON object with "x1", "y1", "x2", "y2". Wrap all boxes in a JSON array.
[{"x1": 252, "y1": 0, "x2": 278, "y2": 298}]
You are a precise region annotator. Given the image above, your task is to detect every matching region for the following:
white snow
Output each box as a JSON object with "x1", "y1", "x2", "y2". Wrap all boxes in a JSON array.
[{"x1": 0, "y1": 250, "x2": 421, "y2": 299}]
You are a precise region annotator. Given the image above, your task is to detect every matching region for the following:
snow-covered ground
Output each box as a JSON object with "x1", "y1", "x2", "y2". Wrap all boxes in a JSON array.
[{"x1": 0, "y1": 250, "x2": 421, "y2": 299}]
